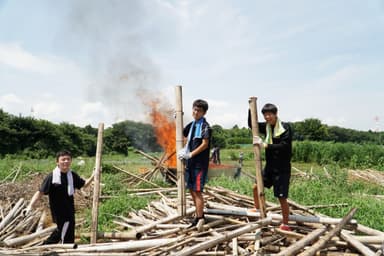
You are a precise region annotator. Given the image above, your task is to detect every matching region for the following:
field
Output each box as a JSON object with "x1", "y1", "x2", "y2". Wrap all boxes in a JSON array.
[{"x1": 1, "y1": 145, "x2": 384, "y2": 237}]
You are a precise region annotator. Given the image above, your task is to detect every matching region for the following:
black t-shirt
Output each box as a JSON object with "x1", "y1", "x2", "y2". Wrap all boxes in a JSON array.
[
  {"x1": 183, "y1": 118, "x2": 211, "y2": 170},
  {"x1": 258, "y1": 122, "x2": 292, "y2": 171},
  {"x1": 40, "y1": 171, "x2": 85, "y2": 224}
]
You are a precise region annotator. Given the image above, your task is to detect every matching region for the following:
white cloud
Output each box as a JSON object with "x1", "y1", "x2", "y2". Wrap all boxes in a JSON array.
[
  {"x1": 0, "y1": 93, "x2": 23, "y2": 105},
  {"x1": 33, "y1": 101, "x2": 62, "y2": 118},
  {"x1": 0, "y1": 42, "x2": 55, "y2": 74}
]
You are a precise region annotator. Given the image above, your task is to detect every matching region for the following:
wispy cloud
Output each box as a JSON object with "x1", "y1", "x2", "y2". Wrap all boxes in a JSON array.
[{"x1": 0, "y1": 43, "x2": 55, "y2": 74}]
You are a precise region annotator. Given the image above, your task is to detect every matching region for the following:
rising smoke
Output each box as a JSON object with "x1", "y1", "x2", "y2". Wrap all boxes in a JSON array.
[{"x1": 57, "y1": 0, "x2": 175, "y2": 123}]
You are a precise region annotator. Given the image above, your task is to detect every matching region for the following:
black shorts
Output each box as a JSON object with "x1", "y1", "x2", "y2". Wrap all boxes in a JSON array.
[{"x1": 260, "y1": 167, "x2": 291, "y2": 198}]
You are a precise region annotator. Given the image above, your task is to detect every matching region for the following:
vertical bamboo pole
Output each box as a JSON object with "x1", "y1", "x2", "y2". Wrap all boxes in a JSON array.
[
  {"x1": 90, "y1": 123, "x2": 104, "y2": 244},
  {"x1": 249, "y1": 97, "x2": 266, "y2": 218},
  {"x1": 175, "y1": 85, "x2": 186, "y2": 216}
]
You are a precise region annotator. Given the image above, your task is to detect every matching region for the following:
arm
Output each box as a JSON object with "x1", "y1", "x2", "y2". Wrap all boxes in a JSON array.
[
  {"x1": 190, "y1": 138, "x2": 209, "y2": 158},
  {"x1": 267, "y1": 124, "x2": 292, "y2": 151},
  {"x1": 83, "y1": 172, "x2": 95, "y2": 189},
  {"x1": 27, "y1": 191, "x2": 43, "y2": 210}
]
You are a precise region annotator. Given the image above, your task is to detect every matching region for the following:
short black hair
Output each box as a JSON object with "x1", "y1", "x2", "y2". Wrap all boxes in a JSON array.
[
  {"x1": 193, "y1": 99, "x2": 209, "y2": 112},
  {"x1": 56, "y1": 150, "x2": 72, "y2": 161},
  {"x1": 261, "y1": 103, "x2": 278, "y2": 114}
]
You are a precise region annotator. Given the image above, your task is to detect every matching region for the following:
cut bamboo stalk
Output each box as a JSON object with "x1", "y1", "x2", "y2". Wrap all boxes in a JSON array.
[
  {"x1": 3, "y1": 225, "x2": 56, "y2": 247},
  {"x1": 232, "y1": 237, "x2": 239, "y2": 256},
  {"x1": 276, "y1": 227, "x2": 327, "y2": 256},
  {"x1": 35, "y1": 210, "x2": 46, "y2": 233},
  {"x1": 287, "y1": 199, "x2": 317, "y2": 216},
  {"x1": 205, "y1": 208, "x2": 357, "y2": 225},
  {"x1": 1, "y1": 168, "x2": 18, "y2": 183},
  {"x1": 356, "y1": 224, "x2": 384, "y2": 236},
  {"x1": 177, "y1": 217, "x2": 272, "y2": 256},
  {"x1": 91, "y1": 122, "x2": 104, "y2": 244},
  {"x1": 175, "y1": 85, "x2": 186, "y2": 216},
  {"x1": 66, "y1": 238, "x2": 179, "y2": 253},
  {"x1": 248, "y1": 96, "x2": 266, "y2": 218},
  {"x1": 298, "y1": 207, "x2": 357, "y2": 256},
  {"x1": 124, "y1": 207, "x2": 195, "y2": 239},
  {"x1": 340, "y1": 230, "x2": 376, "y2": 256},
  {"x1": 11, "y1": 163, "x2": 22, "y2": 183},
  {"x1": 0, "y1": 198, "x2": 24, "y2": 231},
  {"x1": 307, "y1": 203, "x2": 349, "y2": 210},
  {"x1": 350, "y1": 235, "x2": 384, "y2": 244},
  {"x1": 80, "y1": 231, "x2": 147, "y2": 240},
  {"x1": 114, "y1": 165, "x2": 161, "y2": 188}
]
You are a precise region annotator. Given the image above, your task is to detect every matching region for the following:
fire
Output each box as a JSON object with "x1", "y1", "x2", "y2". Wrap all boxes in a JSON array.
[{"x1": 148, "y1": 99, "x2": 177, "y2": 167}]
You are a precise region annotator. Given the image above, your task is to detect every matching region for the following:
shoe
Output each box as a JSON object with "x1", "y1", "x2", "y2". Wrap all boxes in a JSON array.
[
  {"x1": 188, "y1": 216, "x2": 204, "y2": 228},
  {"x1": 279, "y1": 224, "x2": 292, "y2": 232},
  {"x1": 188, "y1": 218, "x2": 199, "y2": 228}
]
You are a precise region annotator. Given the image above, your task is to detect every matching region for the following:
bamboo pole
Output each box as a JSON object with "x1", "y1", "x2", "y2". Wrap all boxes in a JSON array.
[
  {"x1": 0, "y1": 198, "x2": 24, "y2": 231},
  {"x1": 123, "y1": 207, "x2": 195, "y2": 239},
  {"x1": 11, "y1": 163, "x2": 22, "y2": 183},
  {"x1": 205, "y1": 208, "x2": 357, "y2": 225},
  {"x1": 276, "y1": 227, "x2": 327, "y2": 256},
  {"x1": 3, "y1": 225, "x2": 57, "y2": 247},
  {"x1": 356, "y1": 224, "x2": 384, "y2": 236},
  {"x1": 248, "y1": 97, "x2": 266, "y2": 218},
  {"x1": 35, "y1": 210, "x2": 46, "y2": 232},
  {"x1": 113, "y1": 165, "x2": 161, "y2": 188},
  {"x1": 177, "y1": 217, "x2": 272, "y2": 256},
  {"x1": 90, "y1": 123, "x2": 104, "y2": 244},
  {"x1": 340, "y1": 230, "x2": 376, "y2": 256},
  {"x1": 175, "y1": 85, "x2": 186, "y2": 216},
  {"x1": 298, "y1": 207, "x2": 357, "y2": 256},
  {"x1": 350, "y1": 235, "x2": 384, "y2": 244}
]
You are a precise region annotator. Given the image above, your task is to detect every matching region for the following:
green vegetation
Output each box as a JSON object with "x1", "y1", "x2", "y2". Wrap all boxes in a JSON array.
[
  {"x1": 2, "y1": 109, "x2": 383, "y2": 159},
  {"x1": 293, "y1": 141, "x2": 384, "y2": 171}
]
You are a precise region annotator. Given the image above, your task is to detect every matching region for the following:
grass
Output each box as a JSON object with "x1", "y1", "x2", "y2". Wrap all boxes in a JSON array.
[{"x1": 1, "y1": 147, "x2": 384, "y2": 232}]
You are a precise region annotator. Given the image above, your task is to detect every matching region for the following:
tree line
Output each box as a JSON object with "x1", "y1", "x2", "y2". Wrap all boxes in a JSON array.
[{"x1": 0, "y1": 109, "x2": 382, "y2": 158}]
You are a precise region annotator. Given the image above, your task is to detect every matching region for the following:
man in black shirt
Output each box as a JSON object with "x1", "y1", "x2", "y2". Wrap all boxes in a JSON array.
[
  {"x1": 27, "y1": 150, "x2": 94, "y2": 244},
  {"x1": 249, "y1": 103, "x2": 292, "y2": 231}
]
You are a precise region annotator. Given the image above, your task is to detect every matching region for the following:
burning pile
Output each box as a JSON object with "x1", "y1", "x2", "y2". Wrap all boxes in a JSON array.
[{"x1": 148, "y1": 99, "x2": 177, "y2": 168}]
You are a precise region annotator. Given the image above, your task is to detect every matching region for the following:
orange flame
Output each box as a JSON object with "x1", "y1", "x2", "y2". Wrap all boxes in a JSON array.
[{"x1": 148, "y1": 99, "x2": 176, "y2": 167}]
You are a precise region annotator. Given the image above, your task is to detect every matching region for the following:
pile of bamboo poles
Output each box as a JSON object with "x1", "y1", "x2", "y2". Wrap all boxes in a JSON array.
[
  {"x1": 0, "y1": 198, "x2": 56, "y2": 249},
  {"x1": 349, "y1": 169, "x2": 384, "y2": 187},
  {"x1": 2, "y1": 186, "x2": 383, "y2": 255}
]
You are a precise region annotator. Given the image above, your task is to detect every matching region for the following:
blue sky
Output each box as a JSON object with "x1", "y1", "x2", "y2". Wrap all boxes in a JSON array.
[{"x1": 0, "y1": 0, "x2": 383, "y2": 131}]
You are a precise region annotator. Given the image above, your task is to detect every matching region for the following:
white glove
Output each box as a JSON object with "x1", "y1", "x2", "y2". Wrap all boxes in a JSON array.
[
  {"x1": 253, "y1": 136, "x2": 267, "y2": 148},
  {"x1": 178, "y1": 149, "x2": 192, "y2": 160},
  {"x1": 253, "y1": 136, "x2": 263, "y2": 145}
]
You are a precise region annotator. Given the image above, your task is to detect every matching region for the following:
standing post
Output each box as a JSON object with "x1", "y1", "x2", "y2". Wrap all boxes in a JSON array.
[
  {"x1": 249, "y1": 97, "x2": 266, "y2": 218},
  {"x1": 90, "y1": 123, "x2": 104, "y2": 244},
  {"x1": 175, "y1": 85, "x2": 186, "y2": 216}
]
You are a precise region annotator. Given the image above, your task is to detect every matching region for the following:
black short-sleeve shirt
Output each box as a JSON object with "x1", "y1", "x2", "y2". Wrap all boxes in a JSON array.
[
  {"x1": 183, "y1": 118, "x2": 211, "y2": 169},
  {"x1": 40, "y1": 171, "x2": 85, "y2": 224}
]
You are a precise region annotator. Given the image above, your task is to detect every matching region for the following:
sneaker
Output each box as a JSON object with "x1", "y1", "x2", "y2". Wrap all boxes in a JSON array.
[
  {"x1": 188, "y1": 218, "x2": 199, "y2": 228},
  {"x1": 279, "y1": 224, "x2": 292, "y2": 232},
  {"x1": 189, "y1": 216, "x2": 204, "y2": 228}
]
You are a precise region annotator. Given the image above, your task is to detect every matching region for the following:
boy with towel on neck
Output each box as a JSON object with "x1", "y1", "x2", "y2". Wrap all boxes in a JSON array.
[
  {"x1": 27, "y1": 150, "x2": 94, "y2": 244},
  {"x1": 178, "y1": 99, "x2": 211, "y2": 227},
  {"x1": 248, "y1": 103, "x2": 293, "y2": 231}
]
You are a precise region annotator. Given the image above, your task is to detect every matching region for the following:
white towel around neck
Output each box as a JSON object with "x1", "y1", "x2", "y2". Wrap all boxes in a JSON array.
[{"x1": 52, "y1": 167, "x2": 74, "y2": 196}]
